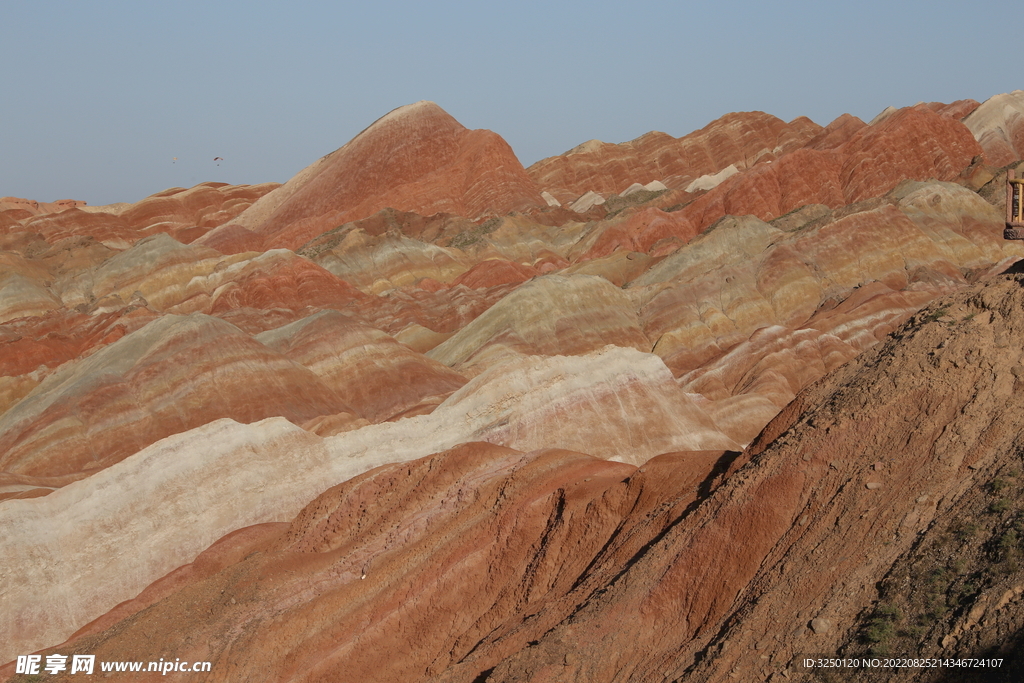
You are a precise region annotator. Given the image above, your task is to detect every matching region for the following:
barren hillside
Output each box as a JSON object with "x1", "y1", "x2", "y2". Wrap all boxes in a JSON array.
[{"x1": 4, "y1": 93, "x2": 1024, "y2": 682}]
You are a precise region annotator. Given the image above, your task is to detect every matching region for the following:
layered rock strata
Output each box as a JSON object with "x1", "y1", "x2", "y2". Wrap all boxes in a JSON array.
[
  {"x1": 24, "y1": 266, "x2": 1024, "y2": 683},
  {"x1": 528, "y1": 111, "x2": 822, "y2": 198},
  {"x1": 227, "y1": 101, "x2": 545, "y2": 250},
  {"x1": 5, "y1": 93, "x2": 1024, "y2": 682}
]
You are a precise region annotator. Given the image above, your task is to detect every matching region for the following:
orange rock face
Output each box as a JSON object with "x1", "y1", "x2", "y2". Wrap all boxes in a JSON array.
[
  {"x1": 527, "y1": 111, "x2": 822, "y2": 198},
  {"x1": 803, "y1": 112, "x2": 867, "y2": 150},
  {"x1": 189, "y1": 223, "x2": 266, "y2": 254},
  {"x1": 205, "y1": 249, "x2": 368, "y2": 317},
  {"x1": 838, "y1": 105, "x2": 982, "y2": 202},
  {"x1": 925, "y1": 97, "x2": 981, "y2": 120},
  {"x1": 40, "y1": 272, "x2": 1024, "y2": 682},
  {"x1": 231, "y1": 101, "x2": 545, "y2": 250},
  {"x1": 4, "y1": 93, "x2": 1024, "y2": 680},
  {"x1": 0, "y1": 314, "x2": 354, "y2": 478},
  {"x1": 578, "y1": 206, "x2": 699, "y2": 260},
  {"x1": 670, "y1": 105, "x2": 983, "y2": 234},
  {"x1": 450, "y1": 259, "x2": 540, "y2": 289},
  {"x1": 0, "y1": 307, "x2": 155, "y2": 378},
  {"x1": 30, "y1": 443, "x2": 733, "y2": 683}
]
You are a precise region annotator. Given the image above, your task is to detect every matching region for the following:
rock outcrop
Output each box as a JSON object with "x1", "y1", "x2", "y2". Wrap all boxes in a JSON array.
[
  {"x1": 254, "y1": 310, "x2": 466, "y2": 423},
  {"x1": 0, "y1": 197, "x2": 87, "y2": 215},
  {"x1": 28, "y1": 444, "x2": 725, "y2": 683},
  {"x1": 5, "y1": 92, "x2": 1024, "y2": 682},
  {"x1": 229, "y1": 101, "x2": 545, "y2": 250},
  {"x1": 118, "y1": 182, "x2": 279, "y2": 244},
  {"x1": 427, "y1": 274, "x2": 651, "y2": 372},
  {"x1": 665, "y1": 105, "x2": 983, "y2": 238},
  {"x1": 0, "y1": 344, "x2": 741, "y2": 662},
  {"x1": 528, "y1": 111, "x2": 822, "y2": 198},
  {"x1": 27, "y1": 264, "x2": 1024, "y2": 683},
  {"x1": 449, "y1": 259, "x2": 540, "y2": 289},
  {"x1": 964, "y1": 89, "x2": 1024, "y2": 166},
  {"x1": 2, "y1": 183, "x2": 278, "y2": 248},
  {"x1": 0, "y1": 314, "x2": 354, "y2": 478}
]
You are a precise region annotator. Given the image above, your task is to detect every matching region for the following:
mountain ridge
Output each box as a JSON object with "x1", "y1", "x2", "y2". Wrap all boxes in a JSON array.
[{"x1": 4, "y1": 92, "x2": 1024, "y2": 681}]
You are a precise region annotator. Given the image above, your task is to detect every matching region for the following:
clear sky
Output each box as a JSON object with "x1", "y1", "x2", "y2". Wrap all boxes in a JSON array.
[{"x1": 1, "y1": 0, "x2": 1016, "y2": 206}]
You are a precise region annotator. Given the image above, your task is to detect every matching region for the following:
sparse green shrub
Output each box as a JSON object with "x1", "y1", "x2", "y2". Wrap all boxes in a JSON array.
[
  {"x1": 602, "y1": 188, "x2": 667, "y2": 216},
  {"x1": 899, "y1": 624, "x2": 926, "y2": 639},
  {"x1": 989, "y1": 498, "x2": 1011, "y2": 514},
  {"x1": 449, "y1": 217, "x2": 502, "y2": 250},
  {"x1": 876, "y1": 604, "x2": 902, "y2": 620},
  {"x1": 997, "y1": 527, "x2": 1022, "y2": 573},
  {"x1": 999, "y1": 529, "x2": 1019, "y2": 552},
  {"x1": 950, "y1": 520, "x2": 978, "y2": 542},
  {"x1": 863, "y1": 603, "x2": 901, "y2": 652},
  {"x1": 927, "y1": 567, "x2": 950, "y2": 590},
  {"x1": 864, "y1": 619, "x2": 895, "y2": 643},
  {"x1": 921, "y1": 593, "x2": 946, "y2": 624},
  {"x1": 922, "y1": 307, "x2": 950, "y2": 323}
]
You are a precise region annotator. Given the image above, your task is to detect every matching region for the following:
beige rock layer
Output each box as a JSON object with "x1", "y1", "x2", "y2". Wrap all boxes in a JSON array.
[
  {"x1": 302, "y1": 230, "x2": 469, "y2": 293},
  {"x1": 964, "y1": 90, "x2": 1024, "y2": 165},
  {"x1": 0, "y1": 314, "x2": 353, "y2": 478},
  {"x1": 427, "y1": 274, "x2": 651, "y2": 372},
  {"x1": 34, "y1": 271, "x2": 1024, "y2": 683},
  {"x1": 53, "y1": 233, "x2": 366, "y2": 319},
  {"x1": 0, "y1": 344, "x2": 740, "y2": 661},
  {"x1": 255, "y1": 310, "x2": 467, "y2": 422}
]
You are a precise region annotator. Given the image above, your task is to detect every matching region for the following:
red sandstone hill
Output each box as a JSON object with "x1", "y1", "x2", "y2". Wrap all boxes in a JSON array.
[
  {"x1": 5, "y1": 92, "x2": 1024, "y2": 682},
  {"x1": 1, "y1": 182, "x2": 279, "y2": 248},
  {"x1": 211, "y1": 101, "x2": 546, "y2": 251},
  {"x1": 576, "y1": 103, "x2": 985, "y2": 258},
  {"x1": 526, "y1": 110, "x2": 822, "y2": 200},
  {"x1": 23, "y1": 270, "x2": 1024, "y2": 682},
  {"x1": 0, "y1": 197, "x2": 87, "y2": 215}
]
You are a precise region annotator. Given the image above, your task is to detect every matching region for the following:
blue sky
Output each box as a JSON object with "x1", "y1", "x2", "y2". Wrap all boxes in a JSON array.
[{"x1": 0, "y1": 0, "x2": 1015, "y2": 205}]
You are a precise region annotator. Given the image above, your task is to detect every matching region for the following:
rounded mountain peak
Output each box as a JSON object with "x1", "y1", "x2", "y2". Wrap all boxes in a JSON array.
[
  {"x1": 229, "y1": 101, "x2": 542, "y2": 249},
  {"x1": 347, "y1": 101, "x2": 466, "y2": 149}
]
